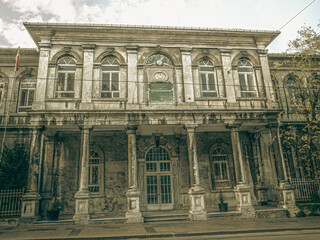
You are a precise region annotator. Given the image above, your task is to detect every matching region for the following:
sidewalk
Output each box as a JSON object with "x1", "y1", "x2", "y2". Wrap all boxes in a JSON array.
[{"x1": 0, "y1": 217, "x2": 320, "y2": 240}]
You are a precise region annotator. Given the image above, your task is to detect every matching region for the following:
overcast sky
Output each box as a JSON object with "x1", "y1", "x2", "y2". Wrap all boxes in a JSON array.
[{"x1": 0, "y1": 0, "x2": 319, "y2": 52}]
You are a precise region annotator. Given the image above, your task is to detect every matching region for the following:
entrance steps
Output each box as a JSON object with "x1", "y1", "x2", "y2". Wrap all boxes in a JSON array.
[
  {"x1": 207, "y1": 210, "x2": 241, "y2": 219},
  {"x1": 142, "y1": 210, "x2": 189, "y2": 223},
  {"x1": 254, "y1": 206, "x2": 288, "y2": 219}
]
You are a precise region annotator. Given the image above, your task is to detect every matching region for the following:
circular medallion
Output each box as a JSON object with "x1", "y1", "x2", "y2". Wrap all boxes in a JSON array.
[
  {"x1": 156, "y1": 59, "x2": 163, "y2": 66},
  {"x1": 153, "y1": 71, "x2": 168, "y2": 82}
]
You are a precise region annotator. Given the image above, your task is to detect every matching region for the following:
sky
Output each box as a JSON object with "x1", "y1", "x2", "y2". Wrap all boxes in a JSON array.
[{"x1": 0, "y1": 0, "x2": 319, "y2": 53}]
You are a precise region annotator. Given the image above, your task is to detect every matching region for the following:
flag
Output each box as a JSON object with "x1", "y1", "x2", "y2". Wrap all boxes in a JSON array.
[{"x1": 15, "y1": 47, "x2": 20, "y2": 72}]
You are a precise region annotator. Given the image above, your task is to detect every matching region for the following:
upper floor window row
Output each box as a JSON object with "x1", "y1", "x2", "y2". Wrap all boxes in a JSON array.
[
  {"x1": 56, "y1": 56, "x2": 76, "y2": 98},
  {"x1": 198, "y1": 58, "x2": 218, "y2": 98},
  {"x1": 237, "y1": 59, "x2": 258, "y2": 97},
  {"x1": 101, "y1": 56, "x2": 120, "y2": 98}
]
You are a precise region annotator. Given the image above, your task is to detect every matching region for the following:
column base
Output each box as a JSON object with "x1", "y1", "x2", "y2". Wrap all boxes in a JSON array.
[
  {"x1": 188, "y1": 186, "x2": 207, "y2": 221},
  {"x1": 126, "y1": 187, "x2": 143, "y2": 223},
  {"x1": 234, "y1": 183, "x2": 255, "y2": 218},
  {"x1": 73, "y1": 191, "x2": 90, "y2": 224},
  {"x1": 20, "y1": 192, "x2": 41, "y2": 222},
  {"x1": 279, "y1": 181, "x2": 299, "y2": 217},
  {"x1": 256, "y1": 182, "x2": 268, "y2": 206}
]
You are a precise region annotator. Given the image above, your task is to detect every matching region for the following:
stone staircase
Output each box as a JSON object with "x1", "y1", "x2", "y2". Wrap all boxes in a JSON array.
[{"x1": 142, "y1": 210, "x2": 189, "y2": 223}]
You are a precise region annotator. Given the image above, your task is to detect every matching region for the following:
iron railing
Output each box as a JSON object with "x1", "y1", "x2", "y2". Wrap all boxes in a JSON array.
[
  {"x1": 0, "y1": 188, "x2": 25, "y2": 218},
  {"x1": 290, "y1": 178, "x2": 320, "y2": 202}
]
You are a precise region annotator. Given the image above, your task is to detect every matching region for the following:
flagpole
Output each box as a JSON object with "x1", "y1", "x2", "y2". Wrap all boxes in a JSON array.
[{"x1": 0, "y1": 47, "x2": 20, "y2": 162}]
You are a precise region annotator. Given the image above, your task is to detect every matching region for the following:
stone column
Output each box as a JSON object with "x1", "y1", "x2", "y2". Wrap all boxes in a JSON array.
[
  {"x1": 125, "y1": 126, "x2": 143, "y2": 223},
  {"x1": 268, "y1": 124, "x2": 298, "y2": 216},
  {"x1": 21, "y1": 126, "x2": 44, "y2": 221},
  {"x1": 73, "y1": 126, "x2": 92, "y2": 223},
  {"x1": 253, "y1": 133, "x2": 268, "y2": 205},
  {"x1": 258, "y1": 49, "x2": 278, "y2": 109},
  {"x1": 220, "y1": 49, "x2": 237, "y2": 107},
  {"x1": 40, "y1": 136, "x2": 55, "y2": 218},
  {"x1": 80, "y1": 44, "x2": 95, "y2": 110},
  {"x1": 33, "y1": 43, "x2": 51, "y2": 110},
  {"x1": 181, "y1": 48, "x2": 195, "y2": 102},
  {"x1": 127, "y1": 46, "x2": 138, "y2": 105},
  {"x1": 226, "y1": 124, "x2": 254, "y2": 217},
  {"x1": 185, "y1": 124, "x2": 206, "y2": 221}
]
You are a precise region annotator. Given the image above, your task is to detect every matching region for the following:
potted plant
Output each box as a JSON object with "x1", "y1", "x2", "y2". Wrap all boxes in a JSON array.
[
  {"x1": 218, "y1": 191, "x2": 228, "y2": 212},
  {"x1": 47, "y1": 199, "x2": 63, "y2": 220}
]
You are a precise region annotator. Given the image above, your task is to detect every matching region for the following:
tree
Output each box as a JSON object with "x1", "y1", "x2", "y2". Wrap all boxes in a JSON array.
[
  {"x1": 0, "y1": 142, "x2": 29, "y2": 189},
  {"x1": 273, "y1": 23, "x2": 320, "y2": 180}
]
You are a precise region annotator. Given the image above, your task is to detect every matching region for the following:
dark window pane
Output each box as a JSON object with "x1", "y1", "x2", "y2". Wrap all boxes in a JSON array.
[
  {"x1": 102, "y1": 73, "x2": 110, "y2": 91},
  {"x1": 208, "y1": 74, "x2": 215, "y2": 90},
  {"x1": 201, "y1": 74, "x2": 207, "y2": 91},
  {"x1": 101, "y1": 92, "x2": 112, "y2": 98},
  {"x1": 28, "y1": 90, "x2": 34, "y2": 106},
  {"x1": 111, "y1": 73, "x2": 119, "y2": 90},
  {"x1": 67, "y1": 73, "x2": 75, "y2": 91},
  {"x1": 20, "y1": 90, "x2": 27, "y2": 106},
  {"x1": 57, "y1": 73, "x2": 65, "y2": 91},
  {"x1": 203, "y1": 91, "x2": 217, "y2": 97},
  {"x1": 239, "y1": 74, "x2": 246, "y2": 90},
  {"x1": 200, "y1": 66, "x2": 214, "y2": 71},
  {"x1": 113, "y1": 92, "x2": 119, "y2": 98}
]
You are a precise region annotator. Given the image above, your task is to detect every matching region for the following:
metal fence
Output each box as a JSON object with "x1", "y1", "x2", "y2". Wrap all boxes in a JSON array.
[
  {"x1": 290, "y1": 178, "x2": 320, "y2": 202},
  {"x1": 0, "y1": 188, "x2": 25, "y2": 218}
]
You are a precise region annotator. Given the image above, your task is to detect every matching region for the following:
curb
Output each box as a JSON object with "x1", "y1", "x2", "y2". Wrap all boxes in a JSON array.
[{"x1": 26, "y1": 226, "x2": 320, "y2": 240}]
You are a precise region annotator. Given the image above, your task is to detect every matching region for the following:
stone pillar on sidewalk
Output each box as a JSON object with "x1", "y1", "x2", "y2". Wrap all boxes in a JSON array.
[
  {"x1": 21, "y1": 126, "x2": 44, "y2": 222},
  {"x1": 226, "y1": 123, "x2": 255, "y2": 218},
  {"x1": 73, "y1": 126, "x2": 92, "y2": 223},
  {"x1": 185, "y1": 124, "x2": 207, "y2": 221},
  {"x1": 125, "y1": 125, "x2": 143, "y2": 223}
]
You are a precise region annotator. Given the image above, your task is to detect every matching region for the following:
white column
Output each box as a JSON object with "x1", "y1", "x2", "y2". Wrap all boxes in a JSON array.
[
  {"x1": 220, "y1": 49, "x2": 236, "y2": 105},
  {"x1": 80, "y1": 44, "x2": 95, "y2": 110},
  {"x1": 185, "y1": 124, "x2": 206, "y2": 221},
  {"x1": 33, "y1": 43, "x2": 51, "y2": 110},
  {"x1": 127, "y1": 46, "x2": 138, "y2": 105},
  {"x1": 125, "y1": 125, "x2": 143, "y2": 223},
  {"x1": 73, "y1": 126, "x2": 92, "y2": 223},
  {"x1": 181, "y1": 48, "x2": 195, "y2": 102},
  {"x1": 226, "y1": 124, "x2": 254, "y2": 216},
  {"x1": 21, "y1": 126, "x2": 44, "y2": 221}
]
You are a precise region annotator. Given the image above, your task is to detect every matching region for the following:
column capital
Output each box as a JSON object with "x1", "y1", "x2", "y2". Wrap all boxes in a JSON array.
[
  {"x1": 266, "y1": 123, "x2": 279, "y2": 132},
  {"x1": 39, "y1": 42, "x2": 51, "y2": 50},
  {"x1": 184, "y1": 124, "x2": 198, "y2": 132},
  {"x1": 180, "y1": 47, "x2": 192, "y2": 54},
  {"x1": 126, "y1": 45, "x2": 139, "y2": 52},
  {"x1": 82, "y1": 44, "x2": 96, "y2": 50},
  {"x1": 125, "y1": 125, "x2": 138, "y2": 134},
  {"x1": 30, "y1": 125, "x2": 46, "y2": 133},
  {"x1": 257, "y1": 49, "x2": 268, "y2": 55},
  {"x1": 225, "y1": 123, "x2": 241, "y2": 131},
  {"x1": 219, "y1": 49, "x2": 231, "y2": 55},
  {"x1": 78, "y1": 125, "x2": 93, "y2": 132}
]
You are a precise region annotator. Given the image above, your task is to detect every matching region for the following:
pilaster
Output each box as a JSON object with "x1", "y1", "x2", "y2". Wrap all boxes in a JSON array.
[
  {"x1": 33, "y1": 43, "x2": 51, "y2": 110},
  {"x1": 127, "y1": 46, "x2": 139, "y2": 105},
  {"x1": 279, "y1": 181, "x2": 298, "y2": 217},
  {"x1": 125, "y1": 125, "x2": 143, "y2": 223},
  {"x1": 257, "y1": 49, "x2": 278, "y2": 109},
  {"x1": 181, "y1": 48, "x2": 195, "y2": 102},
  {"x1": 220, "y1": 49, "x2": 236, "y2": 106},
  {"x1": 185, "y1": 124, "x2": 206, "y2": 221},
  {"x1": 80, "y1": 44, "x2": 95, "y2": 110}
]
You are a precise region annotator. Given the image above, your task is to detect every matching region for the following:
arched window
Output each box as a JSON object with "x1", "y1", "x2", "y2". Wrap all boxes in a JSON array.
[
  {"x1": 18, "y1": 75, "x2": 36, "y2": 112},
  {"x1": 237, "y1": 59, "x2": 257, "y2": 97},
  {"x1": 198, "y1": 58, "x2": 217, "y2": 97},
  {"x1": 56, "y1": 56, "x2": 76, "y2": 98},
  {"x1": 101, "y1": 56, "x2": 120, "y2": 98},
  {"x1": 88, "y1": 150, "x2": 101, "y2": 193},
  {"x1": 210, "y1": 147, "x2": 229, "y2": 188}
]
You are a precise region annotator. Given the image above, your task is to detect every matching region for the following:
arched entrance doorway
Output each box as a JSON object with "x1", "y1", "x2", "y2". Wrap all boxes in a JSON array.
[{"x1": 145, "y1": 146, "x2": 173, "y2": 211}]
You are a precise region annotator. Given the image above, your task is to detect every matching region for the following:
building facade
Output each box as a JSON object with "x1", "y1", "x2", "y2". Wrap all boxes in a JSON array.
[{"x1": 0, "y1": 23, "x2": 299, "y2": 223}]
